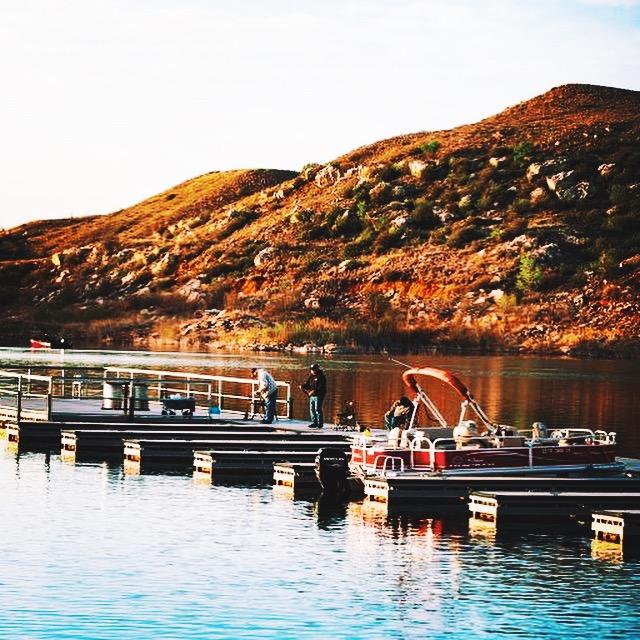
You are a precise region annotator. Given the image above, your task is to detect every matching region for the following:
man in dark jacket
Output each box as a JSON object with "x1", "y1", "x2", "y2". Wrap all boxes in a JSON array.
[{"x1": 300, "y1": 363, "x2": 327, "y2": 429}]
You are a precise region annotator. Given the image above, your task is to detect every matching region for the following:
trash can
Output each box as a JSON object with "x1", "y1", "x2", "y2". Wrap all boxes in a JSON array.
[
  {"x1": 133, "y1": 383, "x2": 149, "y2": 411},
  {"x1": 102, "y1": 381, "x2": 123, "y2": 410}
]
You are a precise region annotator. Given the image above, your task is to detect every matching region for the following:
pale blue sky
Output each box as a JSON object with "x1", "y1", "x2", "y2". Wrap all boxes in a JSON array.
[{"x1": 1, "y1": 0, "x2": 638, "y2": 229}]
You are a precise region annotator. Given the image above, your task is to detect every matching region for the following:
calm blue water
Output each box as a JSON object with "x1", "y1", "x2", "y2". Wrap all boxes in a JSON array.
[
  {"x1": 2, "y1": 349, "x2": 640, "y2": 638},
  {"x1": 1, "y1": 451, "x2": 639, "y2": 640}
]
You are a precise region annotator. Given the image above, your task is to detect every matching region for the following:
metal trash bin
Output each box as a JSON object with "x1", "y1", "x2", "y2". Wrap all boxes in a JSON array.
[
  {"x1": 102, "y1": 381, "x2": 123, "y2": 410},
  {"x1": 133, "y1": 383, "x2": 149, "y2": 411}
]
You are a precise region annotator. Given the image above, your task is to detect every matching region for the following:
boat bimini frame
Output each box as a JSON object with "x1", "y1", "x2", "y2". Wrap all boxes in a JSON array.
[{"x1": 401, "y1": 367, "x2": 497, "y2": 434}]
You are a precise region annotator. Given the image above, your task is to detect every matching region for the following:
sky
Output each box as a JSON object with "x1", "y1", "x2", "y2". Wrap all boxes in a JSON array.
[{"x1": 1, "y1": 0, "x2": 639, "y2": 230}]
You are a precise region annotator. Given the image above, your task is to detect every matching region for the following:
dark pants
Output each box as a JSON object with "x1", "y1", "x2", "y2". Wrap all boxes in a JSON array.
[{"x1": 309, "y1": 395, "x2": 324, "y2": 427}]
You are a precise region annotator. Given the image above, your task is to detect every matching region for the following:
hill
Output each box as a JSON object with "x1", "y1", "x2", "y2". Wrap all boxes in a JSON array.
[{"x1": 1, "y1": 84, "x2": 639, "y2": 356}]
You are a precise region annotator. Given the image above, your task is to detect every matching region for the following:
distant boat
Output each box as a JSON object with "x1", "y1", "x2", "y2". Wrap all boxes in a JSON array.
[{"x1": 30, "y1": 335, "x2": 71, "y2": 349}]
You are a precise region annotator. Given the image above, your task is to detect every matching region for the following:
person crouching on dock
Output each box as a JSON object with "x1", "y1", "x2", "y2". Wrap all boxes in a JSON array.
[{"x1": 251, "y1": 367, "x2": 278, "y2": 424}]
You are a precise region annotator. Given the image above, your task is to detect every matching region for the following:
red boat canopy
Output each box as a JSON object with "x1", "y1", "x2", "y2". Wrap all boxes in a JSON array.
[
  {"x1": 402, "y1": 367, "x2": 470, "y2": 400},
  {"x1": 402, "y1": 366, "x2": 495, "y2": 431}
]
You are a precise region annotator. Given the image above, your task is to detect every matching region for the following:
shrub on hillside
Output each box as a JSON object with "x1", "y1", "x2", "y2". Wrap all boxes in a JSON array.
[
  {"x1": 407, "y1": 200, "x2": 440, "y2": 234},
  {"x1": 373, "y1": 227, "x2": 404, "y2": 253},
  {"x1": 512, "y1": 198, "x2": 531, "y2": 213},
  {"x1": 332, "y1": 210, "x2": 364, "y2": 237},
  {"x1": 515, "y1": 253, "x2": 542, "y2": 293},
  {"x1": 512, "y1": 140, "x2": 535, "y2": 167},
  {"x1": 446, "y1": 220, "x2": 485, "y2": 248},
  {"x1": 378, "y1": 163, "x2": 404, "y2": 182},
  {"x1": 609, "y1": 184, "x2": 630, "y2": 206},
  {"x1": 0, "y1": 235, "x2": 31, "y2": 260},
  {"x1": 419, "y1": 139, "x2": 442, "y2": 155},
  {"x1": 218, "y1": 209, "x2": 259, "y2": 239}
]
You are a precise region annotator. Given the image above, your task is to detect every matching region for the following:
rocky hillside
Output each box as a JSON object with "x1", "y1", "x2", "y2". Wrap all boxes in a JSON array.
[{"x1": 1, "y1": 84, "x2": 639, "y2": 356}]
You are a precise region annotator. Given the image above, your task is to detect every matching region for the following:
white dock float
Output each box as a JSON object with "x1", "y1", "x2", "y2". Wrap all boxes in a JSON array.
[{"x1": 592, "y1": 509, "x2": 640, "y2": 546}]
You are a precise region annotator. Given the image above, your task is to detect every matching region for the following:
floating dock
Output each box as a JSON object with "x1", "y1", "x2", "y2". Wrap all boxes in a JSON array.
[
  {"x1": 273, "y1": 463, "x2": 319, "y2": 490},
  {"x1": 61, "y1": 428, "x2": 339, "y2": 461},
  {"x1": 469, "y1": 491, "x2": 640, "y2": 526},
  {"x1": 364, "y1": 474, "x2": 640, "y2": 510},
  {"x1": 592, "y1": 509, "x2": 640, "y2": 547},
  {"x1": 193, "y1": 446, "x2": 353, "y2": 481},
  {"x1": 10, "y1": 420, "x2": 277, "y2": 453},
  {"x1": 126, "y1": 438, "x2": 352, "y2": 474}
]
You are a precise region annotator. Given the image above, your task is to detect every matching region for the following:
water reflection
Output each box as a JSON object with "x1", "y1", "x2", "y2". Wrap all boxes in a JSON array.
[
  {"x1": 1, "y1": 349, "x2": 638, "y2": 457},
  {"x1": 313, "y1": 495, "x2": 350, "y2": 529},
  {"x1": 2, "y1": 450, "x2": 640, "y2": 639}
]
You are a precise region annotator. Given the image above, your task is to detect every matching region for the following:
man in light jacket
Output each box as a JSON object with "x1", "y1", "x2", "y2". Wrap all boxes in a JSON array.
[{"x1": 251, "y1": 367, "x2": 278, "y2": 424}]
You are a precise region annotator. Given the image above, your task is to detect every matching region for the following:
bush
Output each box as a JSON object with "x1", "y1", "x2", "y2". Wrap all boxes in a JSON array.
[
  {"x1": 419, "y1": 139, "x2": 442, "y2": 155},
  {"x1": 374, "y1": 227, "x2": 404, "y2": 253},
  {"x1": 299, "y1": 256, "x2": 323, "y2": 274},
  {"x1": 408, "y1": 200, "x2": 440, "y2": 233},
  {"x1": 378, "y1": 163, "x2": 403, "y2": 182},
  {"x1": 446, "y1": 222, "x2": 484, "y2": 248},
  {"x1": 219, "y1": 209, "x2": 259, "y2": 239},
  {"x1": 512, "y1": 198, "x2": 531, "y2": 213},
  {"x1": 0, "y1": 235, "x2": 32, "y2": 260},
  {"x1": 609, "y1": 184, "x2": 629, "y2": 206},
  {"x1": 516, "y1": 253, "x2": 542, "y2": 292},
  {"x1": 333, "y1": 211, "x2": 363, "y2": 237},
  {"x1": 512, "y1": 141, "x2": 534, "y2": 167}
]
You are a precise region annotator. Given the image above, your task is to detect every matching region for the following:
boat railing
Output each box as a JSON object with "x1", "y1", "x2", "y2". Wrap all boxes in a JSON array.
[
  {"x1": 547, "y1": 428, "x2": 616, "y2": 445},
  {"x1": 371, "y1": 454, "x2": 405, "y2": 475}
]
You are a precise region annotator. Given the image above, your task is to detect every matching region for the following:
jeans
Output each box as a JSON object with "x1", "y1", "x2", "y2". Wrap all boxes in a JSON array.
[
  {"x1": 309, "y1": 395, "x2": 324, "y2": 427},
  {"x1": 264, "y1": 390, "x2": 278, "y2": 423}
]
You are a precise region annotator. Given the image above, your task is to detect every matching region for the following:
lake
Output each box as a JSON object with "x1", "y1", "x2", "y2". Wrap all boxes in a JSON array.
[{"x1": 1, "y1": 348, "x2": 639, "y2": 639}]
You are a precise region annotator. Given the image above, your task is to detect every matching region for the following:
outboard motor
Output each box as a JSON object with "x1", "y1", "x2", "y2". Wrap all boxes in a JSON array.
[{"x1": 315, "y1": 448, "x2": 349, "y2": 498}]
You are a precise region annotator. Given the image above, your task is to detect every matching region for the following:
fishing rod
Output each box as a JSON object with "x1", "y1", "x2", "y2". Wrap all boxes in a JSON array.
[{"x1": 388, "y1": 357, "x2": 412, "y2": 369}]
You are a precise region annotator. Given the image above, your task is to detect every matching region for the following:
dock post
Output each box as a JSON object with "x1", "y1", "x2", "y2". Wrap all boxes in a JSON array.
[
  {"x1": 48, "y1": 377, "x2": 53, "y2": 420},
  {"x1": 16, "y1": 379, "x2": 22, "y2": 424},
  {"x1": 126, "y1": 382, "x2": 135, "y2": 420},
  {"x1": 193, "y1": 451, "x2": 213, "y2": 484},
  {"x1": 123, "y1": 440, "x2": 141, "y2": 476}
]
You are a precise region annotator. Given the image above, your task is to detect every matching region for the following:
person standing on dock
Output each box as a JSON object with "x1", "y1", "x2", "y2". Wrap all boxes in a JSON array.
[
  {"x1": 300, "y1": 363, "x2": 327, "y2": 429},
  {"x1": 251, "y1": 367, "x2": 278, "y2": 424}
]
